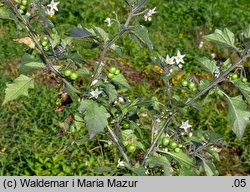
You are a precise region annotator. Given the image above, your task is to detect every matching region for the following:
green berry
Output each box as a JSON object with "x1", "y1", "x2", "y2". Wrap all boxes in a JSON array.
[
  {"x1": 231, "y1": 74, "x2": 238, "y2": 80},
  {"x1": 21, "y1": 0, "x2": 28, "y2": 6},
  {"x1": 18, "y1": 9, "x2": 25, "y2": 15},
  {"x1": 64, "y1": 69, "x2": 72, "y2": 77},
  {"x1": 114, "y1": 69, "x2": 120, "y2": 75},
  {"x1": 41, "y1": 39, "x2": 48, "y2": 47},
  {"x1": 181, "y1": 80, "x2": 188, "y2": 87},
  {"x1": 107, "y1": 72, "x2": 114, "y2": 79},
  {"x1": 19, "y1": 4, "x2": 26, "y2": 10},
  {"x1": 127, "y1": 144, "x2": 136, "y2": 153},
  {"x1": 242, "y1": 77, "x2": 248, "y2": 83},
  {"x1": 174, "y1": 147, "x2": 181, "y2": 153},
  {"x1": 191, "y1": 87, "x2": 197, "y2": 92},
  {"x1": 188, "y1": 82, "x2": 195, "y2": 89},
  {"x1": 169, "y1": 141, "x2": 178, "y2": 149},
  {"x1": 162, "y1": 137, "x2": 170, "y2": 146},
  {"x1": 70, "y1": 72, "x2": 79, "y2": 80},
  {"x1": 43, "y1": 45, "x2": 50, "y2": 52},
  {"x1": 122, "y1": 122, "x2": 130, "y2": 129},
  {"x1": 109, "y1": 66, "x2": 117, "y2": 74}
]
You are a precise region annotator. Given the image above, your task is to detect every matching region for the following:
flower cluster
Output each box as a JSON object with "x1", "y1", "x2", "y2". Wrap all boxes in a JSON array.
[
  {"x1": 144, "y1": 7, "x2": 157, "y2": 21},
  {"x1": 47, "y1": 0, "x2": 60, "y2": 17},
  {"x1": 165, "y1": 50, "x2": 185, "y2": 69}
]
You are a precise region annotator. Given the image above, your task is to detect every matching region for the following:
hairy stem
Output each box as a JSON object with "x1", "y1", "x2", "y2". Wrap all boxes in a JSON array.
[
  {"x1": 5, "y1": 0, "x2": 61, "y2": 77},
  {"x1": 141, "y1": 112, "x2": 176, "y2": 167},
  {"x1": 107, "y1": 125, "x2": 131, "y2": 165},
  {"x1": 186, "y1": 54, "x2": 250, "y2": 105},
  {"x1": 89, "y1": 8, "x2": 134, "y2": 87}
]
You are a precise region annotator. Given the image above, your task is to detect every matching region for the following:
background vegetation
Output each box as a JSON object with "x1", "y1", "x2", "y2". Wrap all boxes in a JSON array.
[{"x1": 0, "y1": 0, "x2": 249, "y2": 175}]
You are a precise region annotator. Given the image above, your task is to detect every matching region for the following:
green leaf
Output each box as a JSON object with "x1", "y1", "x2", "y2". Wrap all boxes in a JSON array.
[
  {"x1": 223, "y1": 93, "x2": 250, "y2": 139},
  {"x1": 2, "y1": 75, "x2": 34, "y2": 105},
  {"x1": 78, "y1": 100, "x2": 110, "y2": 138},
  {"x1": 243, "y1": 25, "x2": 250, "y2": 39},
  {"x1": 77, "y1": 67, "x2": 90, "y2": 77},
  {"x1": 74, "y1": 113, "x2": 85, "y2": 131},
  {"x1": 130, "y1": 25, "x2": 153, "y2": 51},
  {"x1": 221, "y1": 58, "x2": 232, "y2": 72},
  {"x1": 50, "y1": 33, "x2": 60, "y2": 49},
  {"x1": 151, "y1": 96, "x2": 160, "y2": 111},
  {"x1": 121, "y1": 98, "x2": 139, "y2": 116},
  {"x1": 130, "y1": 167, "x2": 147, "y2": 176},
  {"x1": 195, "y1": 57, "x2": 217, "y2": 74},
  {"x1": 19, "y1": 54, "x2": 45, "y2": 73},
  {"x1": 202, "y1": 160, "x2": 217, "y2": 176},
  {"x1": 203, "y1": 28, "x2": 238, "y2": 51},
  {"x1": 146, "y1": 156, "x2": 172, "y2": 176},
  {"x1": 70, "y1": 27, "x2": 94, "y2": 38},
  {"x1": 111, "y1": 44, "x2": 122, "y2": 57},
  {"x1": 62, "y1": 79, "x2": 81, "y2": 94},
  {"x1": 20, "y1": 62, "x2": 45, "y2": 73},
  {"x1": 166, "y1": 151, "x2": 194, "y2": 167},
  {"x1": 0, "y1": 7, "x2": 15, "y2": 20},
  {"x1": 111, "y1": 74, "x2": 130, "y2": 89},
  {"x1": 232, "y1": 79, "x2": 250, "y2": 104},
  {"x1": 93, "y1": 26, "x2": 109, "y2": 43},
  {"x1": 121, "y1": 129, "x2": 137, "y2": 141},
  {"x1": 104, "y1": 83, "x2": 118, "y2": 103}
]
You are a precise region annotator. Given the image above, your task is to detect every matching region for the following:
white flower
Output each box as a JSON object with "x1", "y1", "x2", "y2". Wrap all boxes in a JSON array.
[
  {"x1": 144, "y1": 7, "x2": 157, "y2": 21},
  {"x1": 47, "y1": 9, "x2": 55, "y2": 17},
  {"x1": 175, "y1": 50, "x2": 185, "y2": 64},
  {"x1": 148, "y1": 7, "x2": 157, "y2": 16},
  {"x1": 145, "y1": 170, "x2": 149, "y2": 175},
  {"x1": 104, "y1": 17, "x2": 112, "y2": 27},
  {"x1": 90, "y1": 79, "x2": 98, "y2": 87},
  {"x1": 89, "y1": 88, "x2": 102, "y2": 99},
  {"x1": 165, "y1": 55, "x2": 175, "y2": 65},
  {"x1": 47, "y1": 0, "x2": 60, "y2": 12},
  {"x1": 180, "y1": 120, "x2": 192, "y2": 132},
  {"x1": 117, "y1": 159, "x2": 125, "y2": 167}
]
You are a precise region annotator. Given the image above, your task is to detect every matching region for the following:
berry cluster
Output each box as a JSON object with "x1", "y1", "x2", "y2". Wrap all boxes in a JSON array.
[
  {"x1": 107, "y1": 66, "x2": 121, "y2": 79},
  {"x1": 181, "y1": 80, "x2": 197, "y2": 92},
  {"x1": 230, "y1": 73, "x2": 248, "y2": 83},
  {"x1": 18, "y1": 0, "x2": 29, "y2": 15},
  {"x1": 41, "y1": 37, "x2": 50, "y2": 52},
  {"x1": 161, "y1": 136, "x2": 182, "y2": 153},
  {"x1": 64, "y1": 69, "x2": 79, "y2": 80}
]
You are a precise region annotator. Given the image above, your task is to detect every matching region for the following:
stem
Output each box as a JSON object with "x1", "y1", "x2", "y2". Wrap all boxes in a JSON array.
[
  {"x1": 186, "y1": 54, "x2": 250, "y2": 105},
  {"x1": 141, "y1": 112, "x2": 176, "y2": 167},
  {"x1": 166, "y1": 81, "x2": 173, "y2": 107},
  {"x1": 106, "y1": 125, "x2": 131, "y2": 165},
  {"x1": 88, "y1": 8, "x2": 134, "y2": 88},
  {"x1": 5, "y1": 0, "x2": 62, "y2": 77}
]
